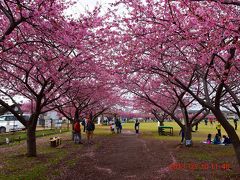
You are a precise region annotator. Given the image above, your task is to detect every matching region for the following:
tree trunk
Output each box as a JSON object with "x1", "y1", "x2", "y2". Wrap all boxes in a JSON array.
[
  {"x1": 27, "y1": 126, "x2": 37, "y2": 157},
  {"x1": 185, "y1": 125, "x2": 193, "y2": 147},
  {"x1": 213, "y1": 109, "x2": 240, "y2": 166},
  {"x1": 160, "y1": 121, "x2": 164, "y2": 126}
]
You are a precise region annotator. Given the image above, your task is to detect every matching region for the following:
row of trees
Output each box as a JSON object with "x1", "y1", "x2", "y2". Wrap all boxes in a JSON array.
[
  {"x1": 0, "y1": 0, "x2": 123, "y2": 157},
  {"x1": 1, "y1": 0, "x2": 240, "y2": 167},
  {"x1": 104, "y1": 0, "x2": 240, "y2": 165}
]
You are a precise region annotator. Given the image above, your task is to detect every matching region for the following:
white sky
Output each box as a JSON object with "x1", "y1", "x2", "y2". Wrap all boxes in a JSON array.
[{"x1": 65, "y1": 0, "x2": 116, "y2": 17}]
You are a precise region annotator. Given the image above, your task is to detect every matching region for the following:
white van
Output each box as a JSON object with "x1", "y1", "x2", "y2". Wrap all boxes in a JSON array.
[{"x1": 0, "y1": 114, "x2": 29, "y2": 133}]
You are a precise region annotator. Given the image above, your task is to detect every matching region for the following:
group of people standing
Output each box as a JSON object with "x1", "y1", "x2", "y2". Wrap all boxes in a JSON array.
[
  {"x1": 110, "y1": 118, "x2": 140, "y2": 134},
  {"x1": 73, "y1": 115, "x2": 95, "y2": 145},
  {"x1": 110, "y1": 118, "x2": 122, "y2": 134}
]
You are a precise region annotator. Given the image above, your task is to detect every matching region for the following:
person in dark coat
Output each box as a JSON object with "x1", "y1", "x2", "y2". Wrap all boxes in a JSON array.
[
  {"x1": 234, "y1": 118, "x2": 238, "y2": 130},
  {"x1": 135, "y1": 119, "x2": 140, "y2": 134},
  {"x1": 115, "y1": 119, "x2": 122, "y2": 133},
  {"x1": 222, "y1": 135, "x2": 231, "y2": 145},
  {"x1": 81, "y1": 119, "x2": 86, "y2": 132},
  {"x1": 179, "y1": 127, "x2": 185, "y2": 144}
]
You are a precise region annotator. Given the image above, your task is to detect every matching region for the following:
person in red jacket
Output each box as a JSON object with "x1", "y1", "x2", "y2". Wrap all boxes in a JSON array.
[{"x1": 74, "y1": 121, "x2": 82, "y2": 144}]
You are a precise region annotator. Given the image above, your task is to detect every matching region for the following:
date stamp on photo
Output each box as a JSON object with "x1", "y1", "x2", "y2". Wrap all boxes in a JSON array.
[{"x1": 169, "y1": 162, "x2": 231, "y2": 170}]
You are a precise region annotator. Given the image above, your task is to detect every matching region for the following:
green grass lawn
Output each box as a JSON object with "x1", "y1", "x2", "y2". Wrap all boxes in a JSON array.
[
  {"x1": 0, "y1": 131, "x2": 72, "y2": 180},
  {"x1": 118, "y1": 121, "x2": 240, "y2": 142},
  {"x1": 0, "y1": 128, "x2": 69, "y2": 145}
]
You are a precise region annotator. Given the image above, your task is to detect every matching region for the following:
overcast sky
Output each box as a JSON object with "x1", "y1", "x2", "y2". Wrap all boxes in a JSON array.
[{"x1": 65, "y1": 0, "x2": 116, "y2": 17}]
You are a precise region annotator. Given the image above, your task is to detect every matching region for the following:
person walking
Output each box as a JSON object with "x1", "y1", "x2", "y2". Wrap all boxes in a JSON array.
[
  {"x1": 234, "y1": 118, "x2": 238, "y2": 130},
  {"x1": 86, "y1": 116, "x2": 95, "y2": 144},
  {"x1": 115, "y1": 118, "x2": 122, "y2": 133},
  {"x1": 135, "y1": 119, "x2": 140, "y2": 134},
  {"x1": 81, "y1": 119, "x2": 86, "y2": 132},
  {"x1": 74, "y1": 121, "x2": 82, "y2": 144},
  {"x1": 195, "y1": 122, "x2": 199, "y2": 131},
  {"x1": 210, "y1": 119, "x2": 213, "y2": 126},
  {"x1": 179, "y1": 127, "x2": 185, "y2": 144},
  {"x1": 204, "y1": 119, "x2": 208, "y2": 126},
  {"x1": 119, "y1": 120, "x2": 122, "y2": 133}
]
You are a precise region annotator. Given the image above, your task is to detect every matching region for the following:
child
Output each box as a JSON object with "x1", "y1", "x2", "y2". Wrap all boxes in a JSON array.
[
  {"x1": 222, "y1": 135, "x2": 231, "y2": 145},
  {"x1": 213, "y1": 134, "x2": 221, "y2": 144},
  {"x1": 110, "y1": 122, "x2": 115, "y2": 134},
  {"x1": 207, "y1": 134, "x2": 212, "y2": 144}
]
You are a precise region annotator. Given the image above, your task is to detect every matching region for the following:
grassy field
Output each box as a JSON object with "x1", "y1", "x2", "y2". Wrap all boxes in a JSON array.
[
  {"x1": 0, "y1": 131, "x2": 72, "y2": 179},
  {"x1": 0, "y1": 122, "x2": 239, "y2": 179},
  {"x1": 100, "y1": 121, "x2": 240, "y2": 142},
  {"x1": 0, "y1": 128, "x2": 69, "y2": 145}
]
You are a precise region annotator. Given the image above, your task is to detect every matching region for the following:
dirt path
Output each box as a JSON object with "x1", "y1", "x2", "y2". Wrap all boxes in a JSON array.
[{"x1": 49, "y1": 130, "x2": 176, "y2": 180}]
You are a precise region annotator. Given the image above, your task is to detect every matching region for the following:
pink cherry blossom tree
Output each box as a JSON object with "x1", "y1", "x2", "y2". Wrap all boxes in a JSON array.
[
  {"x1": 109, "y1": 0, "x2": 240, "y2": 162},
  {"x1": 0, "y1": 0, "x2": 105, "y2": 156}
]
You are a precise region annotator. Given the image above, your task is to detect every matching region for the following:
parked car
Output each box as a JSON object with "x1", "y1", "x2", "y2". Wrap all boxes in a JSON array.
[{"x1": 0, "y1": 114, "x2": 29, "y2": 133}]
